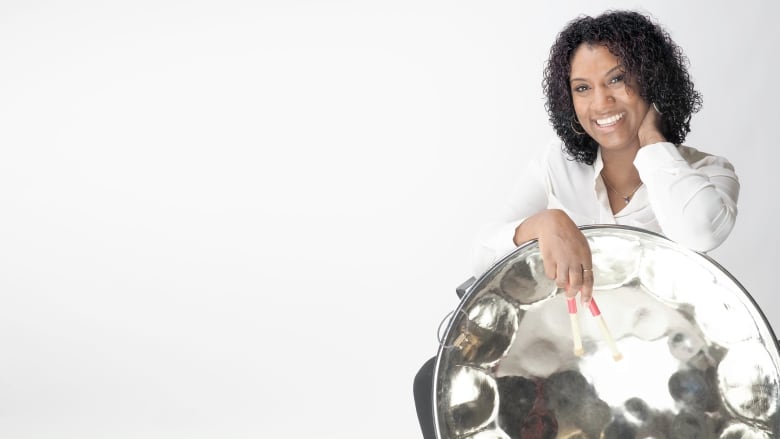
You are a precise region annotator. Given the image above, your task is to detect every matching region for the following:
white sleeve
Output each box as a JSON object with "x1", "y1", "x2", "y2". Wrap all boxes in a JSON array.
[
  {"x1": 471, "y1": 149, "x2": 550, "y2": 276},
  {"x1": 634, "y1": 142, "x2": 740, "y2": 252}
]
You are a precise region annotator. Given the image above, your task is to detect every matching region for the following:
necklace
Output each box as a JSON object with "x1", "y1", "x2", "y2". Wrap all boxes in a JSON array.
[{"x1": 600, "y1": 172, "x2": 643, "y2": 204}]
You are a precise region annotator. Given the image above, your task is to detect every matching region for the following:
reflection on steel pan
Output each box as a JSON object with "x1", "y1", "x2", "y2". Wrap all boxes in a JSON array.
[{"x1": 434, "y1": 225, "x2": 780, "y2": 439}]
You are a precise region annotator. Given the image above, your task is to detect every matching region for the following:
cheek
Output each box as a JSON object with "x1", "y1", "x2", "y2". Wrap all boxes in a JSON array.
[
  {"x1": 631, "y1": 100, "x2": 651, "y2": 121},
  {"x1": 620, "y1": 87, "x2": 648, "y2": 111},
  {"x1": 572, "y1": 100, "x2": 588, "y2": 122}
]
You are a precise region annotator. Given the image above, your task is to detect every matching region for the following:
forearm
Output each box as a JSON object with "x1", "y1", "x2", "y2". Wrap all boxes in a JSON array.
[
  {"x1": 513, "y1": 209, "x2": 568, "y2": 245},
  {"x1": 635, "y1": 143, "x2": 739, "y2": 251}
]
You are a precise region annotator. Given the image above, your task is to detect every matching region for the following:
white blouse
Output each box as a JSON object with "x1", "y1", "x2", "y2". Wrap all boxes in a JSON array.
[{"x1": 472, "y1": 140, "x2": 740, "y2": 276}]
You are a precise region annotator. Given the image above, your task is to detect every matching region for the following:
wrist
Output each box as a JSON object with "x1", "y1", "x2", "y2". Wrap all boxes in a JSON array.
[{"x1": 513, "y1": 209, "x2": 569, "y2": 245}]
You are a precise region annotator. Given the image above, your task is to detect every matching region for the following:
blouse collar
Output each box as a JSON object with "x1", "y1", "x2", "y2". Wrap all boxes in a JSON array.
[{"x1": 593, "y1": 147, "x2": 604, "y2": 179}]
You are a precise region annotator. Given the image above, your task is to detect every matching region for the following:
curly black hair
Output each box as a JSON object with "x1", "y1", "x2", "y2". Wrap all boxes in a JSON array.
[{"x1": 542, "y1": 11, "x2": 702, "y2": 164}]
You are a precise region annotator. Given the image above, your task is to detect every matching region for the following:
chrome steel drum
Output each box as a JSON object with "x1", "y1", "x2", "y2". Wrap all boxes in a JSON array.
[{"x1": 434, "y1": 225, "x2": 780, "y2": 439}]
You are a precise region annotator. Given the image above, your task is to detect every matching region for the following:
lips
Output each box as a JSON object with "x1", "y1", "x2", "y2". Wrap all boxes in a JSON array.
[{"x1": 595, "y1": 112, "x2": 625, "y2": 127}]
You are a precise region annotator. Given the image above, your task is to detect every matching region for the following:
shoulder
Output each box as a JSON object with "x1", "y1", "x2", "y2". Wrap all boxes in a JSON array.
[
  {"x1": 524, "y1": 138, "x2": 595, "y2": 192},
  {"x1": 537, "y1": 138, "x2": 591, "y2": 171},
  {"x1": 676, "y1": 144, "x2": 736, "y2": 172}
]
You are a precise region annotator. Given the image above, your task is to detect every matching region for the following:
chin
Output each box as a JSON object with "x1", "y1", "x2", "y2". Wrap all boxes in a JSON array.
[{"x1": 590, "y1": 134, "x2": 638, "y2": 152}]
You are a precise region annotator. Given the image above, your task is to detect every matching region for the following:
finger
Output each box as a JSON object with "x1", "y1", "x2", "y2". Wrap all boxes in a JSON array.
[
  {"x1": 580, "y1": 266, "x2": 594, "y2": 302},
  {"x1": 543, "y1": 256, "x2": 557, "y2": 281},
  {"x1": 568, "y1": 267, "x2": 584, "y2": 297},
  {"x1": 555, "y1": 264, "x2": 569, "y2": 291}
]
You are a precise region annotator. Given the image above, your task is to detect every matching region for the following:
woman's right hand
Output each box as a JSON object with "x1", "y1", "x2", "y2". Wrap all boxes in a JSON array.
[{"x1": 513, "y1": 209, "x2": 594, "y2": 302}]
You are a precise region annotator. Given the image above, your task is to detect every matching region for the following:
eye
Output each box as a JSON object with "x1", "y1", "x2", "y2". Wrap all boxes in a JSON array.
[
  {"x1": 609, "y1": 74, "x2": 625, "y2": 84},
  {"x1": 572, "y1": 84, "x2": 589, "y2": 93}
]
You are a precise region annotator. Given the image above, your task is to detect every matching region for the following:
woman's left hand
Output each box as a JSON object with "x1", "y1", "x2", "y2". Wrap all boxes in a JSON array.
[{"x1": 638, "y1": 103, "x2": 666, "y2": 147}]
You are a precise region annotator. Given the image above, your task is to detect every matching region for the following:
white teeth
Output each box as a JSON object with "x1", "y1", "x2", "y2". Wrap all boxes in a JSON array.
[{"x1": 596, "y1": 112, "x2": 625, "y2": 126}]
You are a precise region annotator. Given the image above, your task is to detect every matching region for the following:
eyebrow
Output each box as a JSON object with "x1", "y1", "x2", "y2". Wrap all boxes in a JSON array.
[{"x1": 570, "y1": 65, "x2": 624, "y2": 83}]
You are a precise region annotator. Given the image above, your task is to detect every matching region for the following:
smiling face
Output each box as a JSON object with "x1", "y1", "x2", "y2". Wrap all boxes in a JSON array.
[{"x1": 569, "y1": 44, "x2": 651, "y2": 153}]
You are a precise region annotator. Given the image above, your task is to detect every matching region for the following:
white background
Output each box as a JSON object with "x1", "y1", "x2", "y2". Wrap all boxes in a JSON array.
[{"x1": 1, "y1": 0, "x2": 778, "y2": 437}]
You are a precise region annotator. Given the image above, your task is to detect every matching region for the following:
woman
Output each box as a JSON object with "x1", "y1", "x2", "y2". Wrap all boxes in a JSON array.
[
  {"x1": 414, "y1": 10, "x2": 739, "y2": 438},
  {"x1": 473, "y1": 10, "x2": 739, "y2": 302}
]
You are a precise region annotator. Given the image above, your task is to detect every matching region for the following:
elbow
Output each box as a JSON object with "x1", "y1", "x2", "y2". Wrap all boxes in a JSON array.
[
  {"x1": 665, "y1": 204, "x2": 738, "y2": 252},
  {"x1": 471, "y1": 245, "x2": 497, "y2": 278},
  {"x1": 471, "y1": 221, "x2": 525, "y2": 277}
]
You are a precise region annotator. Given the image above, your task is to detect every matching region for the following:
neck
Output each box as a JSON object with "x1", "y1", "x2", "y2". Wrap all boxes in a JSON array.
[
  {"x1": 600, "y1": 146, "x2": 640, "y2": 184},
  {"x1": 600, "y1": 143, "x2": 639, "y2": 167}
]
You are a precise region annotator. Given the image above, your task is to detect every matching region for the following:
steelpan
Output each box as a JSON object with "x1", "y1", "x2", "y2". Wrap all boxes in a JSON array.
[{"x1": 434, "y1": 225, "x2": 780, "y2": 439}]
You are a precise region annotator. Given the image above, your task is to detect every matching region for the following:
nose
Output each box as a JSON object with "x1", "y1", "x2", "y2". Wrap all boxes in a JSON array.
[{"x1": 592, "y1": 86, "x2": 616, "y2": 111}]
